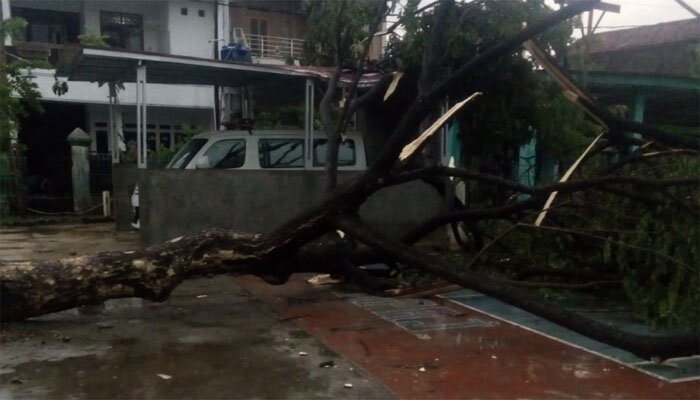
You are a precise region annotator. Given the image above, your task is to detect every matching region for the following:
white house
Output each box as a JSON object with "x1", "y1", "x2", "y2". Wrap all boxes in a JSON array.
[{"x1": 2, "y1": 0, "x2": 232, "y2": 154}]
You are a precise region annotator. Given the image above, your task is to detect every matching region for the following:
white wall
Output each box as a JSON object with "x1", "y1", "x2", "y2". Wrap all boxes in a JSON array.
[
  {"x1": 1, "y1": 0, "x2": 11, "y2": 46},
  {"x1": 8, "y1": 1, "x2": 220, "y2": 116},
  {"x1": 166, "y1": 0, "x2": 216, "y2": 59},
  {"x1": 32, "y1": 69, "x2": 215, "y2": 109}
]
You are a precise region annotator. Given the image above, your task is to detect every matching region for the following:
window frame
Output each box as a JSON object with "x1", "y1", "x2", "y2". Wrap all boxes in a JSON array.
[
  {"x1": 99, "y1": 11, "x2": 144, "y2": 51},
  {"x1": 258, "y1": 138, "x2": 305, "y2": 169},
  {"x1": 203, "y1": 139, "x2": 247, "y2": 169},
  {"x1": 312, "y1": 138, "x2": 357, "y2": 167}
]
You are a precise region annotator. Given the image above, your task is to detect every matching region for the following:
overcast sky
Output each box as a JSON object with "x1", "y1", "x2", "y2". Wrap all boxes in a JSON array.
[{"x1": 544, "y1": 0, "x2": 699, "y2": 32}]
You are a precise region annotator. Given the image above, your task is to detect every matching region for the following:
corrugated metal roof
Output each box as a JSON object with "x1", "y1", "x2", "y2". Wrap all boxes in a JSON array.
[
  {"x1": 588, "y1": 18, "x2": 699, "y2": 53},
  {"x1": 58, "y1": 47, "x2": 382, "y2": 88}
]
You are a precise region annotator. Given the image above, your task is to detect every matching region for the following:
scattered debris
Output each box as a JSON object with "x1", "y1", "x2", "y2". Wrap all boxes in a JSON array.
[
  {"x1": 416, "y1": 334, "x2": 431, "y2": 340},
  {"x1": 60, "y1": 336, "x2": 70, "y2": 343},
  {"x1": 298, "y1": 351, "x2": 308, "y2": 357},
  {"x1": 344, "y1": 383, "x2": 354, "y2": 389},
  {"x1": 69, "y1": 252, "x2": 77, "y2": 256},
  {"x1": 318, "y1": 360, "x2": 335, "y2": 368},
  {"x1": 418, "y1": 367, "x2": 426, "y2": 372},
  {"x1": 491, "y1": 355, "x2": 498, "y2": 359},
  {"x1": 307, "y1": 274, "x2": 342, "y2": 285},
  {"x1": 196, "y1": 295, "x2": 208, "y2": 298},
  {"x1": 156, "y1": 373, "x2": 172, "y2": 380},
  {"x1": 96, "y1": 322, "x2": 114, "y2": 330},
  {"x1": 10, "y1": 378, "x2": 24, "y2": 384}
]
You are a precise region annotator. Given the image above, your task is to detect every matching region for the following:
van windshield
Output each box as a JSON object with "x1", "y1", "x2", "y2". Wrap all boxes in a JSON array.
[{"x1": 167, "y1": 138, "x2": 208, "y2": 169}]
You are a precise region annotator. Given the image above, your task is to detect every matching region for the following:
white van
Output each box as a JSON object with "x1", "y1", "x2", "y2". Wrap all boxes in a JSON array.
[{"x1": 166, "y1": 130, "x2": 367, "y2": 171}]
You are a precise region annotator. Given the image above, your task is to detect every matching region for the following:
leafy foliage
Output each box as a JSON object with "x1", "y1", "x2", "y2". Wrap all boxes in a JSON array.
[
  {"x1": 78, "y1": 30, "x2": 110, "y2": 47},
  {"x1": 388, "y1": 0, "x2": 698, "y2": 326},
  {"x1": 387, "y1": 0, "x2": 599, "y2": 181},
  {"x1": 471, "y1": 152, "x2": 699, "y2": 326},
  {"x1": 302, "y1": 0, "x2": 376, "y2": 66},
  {"x1": 0, "y1": 17, "x2": 42, "y2": 153}
]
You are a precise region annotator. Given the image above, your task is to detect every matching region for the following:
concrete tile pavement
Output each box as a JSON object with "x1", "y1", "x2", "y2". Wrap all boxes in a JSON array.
[{"x1": 236, "y1": 275, "x2": 700, "y2": 399}]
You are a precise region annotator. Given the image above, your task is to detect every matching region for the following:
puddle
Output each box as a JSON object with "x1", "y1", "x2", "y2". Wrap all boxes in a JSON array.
[{"x1": 0, "y1": 277, "x2": 394, "y2": 399}]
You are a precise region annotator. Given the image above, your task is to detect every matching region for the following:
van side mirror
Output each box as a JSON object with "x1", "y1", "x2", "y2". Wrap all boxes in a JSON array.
[{"x1": 195, "y1": 156, "x2": 210, "y2": 169}]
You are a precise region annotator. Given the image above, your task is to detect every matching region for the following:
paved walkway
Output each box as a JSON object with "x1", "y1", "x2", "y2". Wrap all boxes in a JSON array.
[{"x1": 236, "y1": 275, "x2": 700, "y2": 399}]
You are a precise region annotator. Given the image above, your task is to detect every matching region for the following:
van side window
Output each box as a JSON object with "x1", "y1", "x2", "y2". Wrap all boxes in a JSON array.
[
  {"x1": 167, "y1": 138, "x2": 208, "y2": 169},
  {"x1": 259, "y1": 139, "x2": 304, "y2": 168},
  {"x1": 204, "y1": 139, "x2": 246, "y2": 169},
  {"x1": 313, "y1": 139, "x2": 356, "y2": 166}
]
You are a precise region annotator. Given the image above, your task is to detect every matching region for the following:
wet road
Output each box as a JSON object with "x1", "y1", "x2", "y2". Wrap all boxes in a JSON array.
[{"x1": 0, "y1": 224, "x2": 395, "y2": 399}]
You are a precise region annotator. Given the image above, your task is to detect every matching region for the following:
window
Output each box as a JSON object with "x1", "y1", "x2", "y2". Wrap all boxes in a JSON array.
[
  {"x1": 168, "y1": 139, "x2": 208, "y2": 169},
  {"x1": 100, "y1": 11, "x2": 143, "y2": 51},
  {"x1": 250, "y1": 18, "x2": 268, "y2": 36},
  {"x1": 11, "y1": 8, "x2": 80, "y2": 45},
  {"x1": 181, "y1": 8, "x2": 188, "y2": 15},
  {"x1": 198, "y1": 9, "x2": 206, "y2": 17},
  {"x1": 313, "y1": 139, "x2": 356, "y2": 166},
  {"x1": 249, "y1": 18, "x2": 268, "y2": 56},
  {"x1": 203, "y1": 139, "x2": 246, "y2": 169},
  {"x1": 259, "y1": 139, "x2": 304, "y2": 168}
]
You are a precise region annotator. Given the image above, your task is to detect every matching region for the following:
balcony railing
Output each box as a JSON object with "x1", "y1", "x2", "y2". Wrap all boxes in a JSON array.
[{"x1": 245, "y1": 34, "x2": 305, "y2": 61}]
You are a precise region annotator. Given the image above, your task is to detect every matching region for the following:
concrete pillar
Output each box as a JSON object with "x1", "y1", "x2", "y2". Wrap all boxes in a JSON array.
[
  {"x1": 631, "y1": 93, "x2": 646, "y2": 152},
  {"x1": 67, "y1": 128, "x2": 92, "y2": 212}
]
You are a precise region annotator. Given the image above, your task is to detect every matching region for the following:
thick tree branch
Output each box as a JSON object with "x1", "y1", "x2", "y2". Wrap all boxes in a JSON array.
[
  {"x1": 333, "y1": 215, "x2": 699, "y2": 359},
  {"x1": 366, "y1": 0, "x2": 602, "y2": 176},
  {"x1": 324, "y1": 1, "x2": 389, "y2": 191},
  {"x1": 387, "y1": 165, "x2": 699, "y2": 196}
]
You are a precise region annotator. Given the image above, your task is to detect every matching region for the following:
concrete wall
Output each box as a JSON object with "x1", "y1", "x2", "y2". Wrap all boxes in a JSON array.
[
  {"x1": 113, "y1": 168, "x2": 442, "y2": 244},
  {"x1": 166, "y1": 0, "x2": 216, "y2": 59}
]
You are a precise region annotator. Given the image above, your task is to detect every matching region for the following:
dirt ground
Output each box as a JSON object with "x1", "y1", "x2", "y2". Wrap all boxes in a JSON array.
[{"x1": 0, "y1": 223, "x2": 395, "y2": 399}]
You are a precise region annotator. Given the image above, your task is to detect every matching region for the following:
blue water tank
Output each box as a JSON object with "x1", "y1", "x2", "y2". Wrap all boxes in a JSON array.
[{"x1": 221, "y1": 43, "x2": 251, "y2": 62}]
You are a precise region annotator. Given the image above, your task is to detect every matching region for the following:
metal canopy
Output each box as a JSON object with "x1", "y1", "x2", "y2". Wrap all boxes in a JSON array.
[
  {"x1": 57, "y1": 47, "x2": 380, "y2": 169},
  {"x1": 59, "y1": 47, "x2": 311, "y2": 87}
]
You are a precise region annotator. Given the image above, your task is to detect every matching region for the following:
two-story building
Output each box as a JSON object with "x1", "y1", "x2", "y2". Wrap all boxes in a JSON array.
[{"x1": 2, "y1": 0, "x2": 326, "y2": 206}]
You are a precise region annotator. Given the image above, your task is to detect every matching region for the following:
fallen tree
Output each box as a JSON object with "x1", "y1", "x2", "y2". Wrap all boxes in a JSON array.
[{"x1": 2, "y1": 0, "x2": 698, "y2": 359}]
